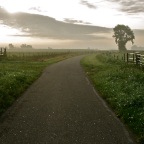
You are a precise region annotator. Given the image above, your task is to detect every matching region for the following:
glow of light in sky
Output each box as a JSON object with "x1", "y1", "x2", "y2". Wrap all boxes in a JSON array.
[
  {"x1": 0, "y1": 0, "x2": 144, "y2": 29},
  {"x1": 2, "y1": 5, "x2": 19, "y2": 13},
  {"x1": 0, "y1": 25, "x2": 22, "y2": 37},
  {"x1": 0, "y1": 25, "x2": 29, "y2": 43}
]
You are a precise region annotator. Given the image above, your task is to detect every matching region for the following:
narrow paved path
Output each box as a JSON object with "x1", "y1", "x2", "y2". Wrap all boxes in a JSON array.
[{"x1": 0, "y1": 56, "x2": 135, "y2": 144}]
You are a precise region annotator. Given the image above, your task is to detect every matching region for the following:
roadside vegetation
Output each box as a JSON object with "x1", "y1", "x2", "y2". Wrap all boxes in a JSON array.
[
  {"x1": 0, "y1": 50, "x2": 85, "y2": 116},
  {"x1": 81, "y1": 53, "x2": 144, "y2": 144}
]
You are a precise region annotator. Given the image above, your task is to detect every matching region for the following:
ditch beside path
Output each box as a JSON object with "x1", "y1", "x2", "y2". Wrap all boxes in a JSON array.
[{"x1": 0, "y1": 55, "x2": 136, "y2": 144}]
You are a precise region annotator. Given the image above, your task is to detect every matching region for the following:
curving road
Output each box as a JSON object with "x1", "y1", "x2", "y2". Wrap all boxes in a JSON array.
[{"x1": 0, "y1": 56, "x2": 136, "y2": 144}]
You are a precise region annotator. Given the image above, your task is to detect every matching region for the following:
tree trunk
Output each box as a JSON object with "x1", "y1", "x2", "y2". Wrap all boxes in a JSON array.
[{"x1": 118, "y1": 41, "x2": 127, "y2": 51}]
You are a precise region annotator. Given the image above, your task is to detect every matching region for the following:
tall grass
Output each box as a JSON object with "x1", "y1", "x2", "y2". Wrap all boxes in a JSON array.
[
  {"x1": 81, "y1": 53, "x2": 144, "y2": 143},
  {"x1": 0, "y1": 51, "x2": 80, "y2": 116}
]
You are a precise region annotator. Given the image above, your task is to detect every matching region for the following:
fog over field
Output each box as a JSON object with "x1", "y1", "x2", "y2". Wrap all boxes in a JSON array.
[{"x1": 0, "y1": 0, "x2": 144, "y2": 50}]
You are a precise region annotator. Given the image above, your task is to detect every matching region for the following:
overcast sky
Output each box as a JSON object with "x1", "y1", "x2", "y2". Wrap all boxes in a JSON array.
[{"x1": 0, "y1": 0, "x2": 144, "y2": 49}]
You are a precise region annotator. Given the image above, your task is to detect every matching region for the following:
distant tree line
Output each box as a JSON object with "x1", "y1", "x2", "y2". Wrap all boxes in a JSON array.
[
  {"x1": 8, "y1": 43, "x2": 33, "y2": 49},
  {"x1": 9, "y1": 43, "x2": 14, "y2": 49},
  {"x1": 20, "y1": 44, "x2": 33, "y2": 49}
]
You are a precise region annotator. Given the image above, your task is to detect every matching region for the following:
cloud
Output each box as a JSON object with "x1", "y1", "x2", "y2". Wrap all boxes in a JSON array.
[
  {"x1": 29, "y1": 7, "x2": 43, "y2": 12},
  {"x1": 121, "y1": 1, "x2": 144, "y2": 14},
  {"x1": 0, "y1": 20, "x2": 3, "y2": 24},
  {"x1": 107, "y1": 0, "x2": 144, "y2": 14},
  {"x1": 0, "y1": 6, "x2": 9, "y2": 18},
  {"x1": 80, "y1": 0, "x2": 97, "y2": 9},
  {"x1": 64, "y1": 18, "x2": 91, "y2": 25},
  {"x1": 0, "y1": 7, "x2": 111, "y2": 41}
]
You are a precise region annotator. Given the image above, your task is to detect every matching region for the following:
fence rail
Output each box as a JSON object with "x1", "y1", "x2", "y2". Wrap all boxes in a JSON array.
[
  {"x1": 0, "y1": 48, "x2": 7, "y2": 57},
  {"x1": 102, "y1": 51, "x2": 144, "y2": 68},
  {"x1": 126, "y1": 52, "x2": 144, "y2": 66}
]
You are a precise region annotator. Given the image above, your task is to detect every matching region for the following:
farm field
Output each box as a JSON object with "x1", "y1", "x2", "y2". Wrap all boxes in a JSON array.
[
  {"x1": 1, "y1": 49, "x2": 144, "y2": 143},
  {"x1": 81, "y1": 53, "x2": 144, "y2": 143},
  {"x1": 0, "y1": 49, "x2": 91, "y2": 116}
]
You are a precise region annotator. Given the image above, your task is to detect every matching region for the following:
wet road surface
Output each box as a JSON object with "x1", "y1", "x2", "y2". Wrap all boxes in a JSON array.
[{"x1": 0, "y1": 56, "x2": 136, "y2": 144}]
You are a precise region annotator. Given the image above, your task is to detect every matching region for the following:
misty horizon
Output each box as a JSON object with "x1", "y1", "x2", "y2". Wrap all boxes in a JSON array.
[{"x1": 0, "y1": 0, "x2": 144, "y2": 50}]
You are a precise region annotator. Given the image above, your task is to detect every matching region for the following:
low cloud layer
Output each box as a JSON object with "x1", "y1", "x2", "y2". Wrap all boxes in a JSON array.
[
  {"x1": 0, "y1": 7, "x2": 111, "y2": 41},
  {"x1": 80, "y1": 0, "x2": 96, "y2": 9},
  {"x1": 64, "y1": 18, "x2": 91, "y2": 25},
  {"x1": 107, "y1": 0, "x2": 144, "y2": 14}
]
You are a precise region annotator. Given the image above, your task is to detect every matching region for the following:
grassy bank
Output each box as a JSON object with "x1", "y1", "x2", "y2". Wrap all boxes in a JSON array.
[
  {"x1": 81, "y1": 53, "x2": 144, "y2": 143},
  {"x1": 0, "y1": 53, "x2": 76, "y2": 116}
]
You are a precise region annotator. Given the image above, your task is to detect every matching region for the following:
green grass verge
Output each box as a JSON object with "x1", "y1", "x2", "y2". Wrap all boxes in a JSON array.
[
  {"x1": 81, "y1": 53, "x2": 144, "y2": 144},
  {"x1": 0, "y1": 54, "x2": 74, "y2": 116}
]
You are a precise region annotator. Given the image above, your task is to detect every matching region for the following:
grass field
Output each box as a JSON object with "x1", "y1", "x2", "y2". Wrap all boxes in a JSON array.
[
  {"x1": 81, "y1": 53, "x2": 144, "y2": 144},
  {"x1": 1, "y1": 49, "x2": 144, "y2": 143},
  {"x1": 0, "y1": 49, "x2": 89, "y2": 116}
]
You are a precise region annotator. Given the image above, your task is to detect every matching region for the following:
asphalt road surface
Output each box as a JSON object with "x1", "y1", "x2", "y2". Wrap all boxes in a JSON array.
[{"x1": 0, "y1": 56, "x2": 136, "y2": 144}]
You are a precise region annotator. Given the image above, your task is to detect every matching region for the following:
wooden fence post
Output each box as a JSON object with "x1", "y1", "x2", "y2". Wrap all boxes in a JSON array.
[
  {"x1": 135, "y1": 53, "x2": 141, "y2": 66},
  {"x1": 4, "y1": 48, "x2": 6, "y2": 56},
  {"x1": 133, "y1": 53, "x2": 135, "y2": 62},
  {"x1": 127, "y1": 53, "x2": 129, "y2": 62}
]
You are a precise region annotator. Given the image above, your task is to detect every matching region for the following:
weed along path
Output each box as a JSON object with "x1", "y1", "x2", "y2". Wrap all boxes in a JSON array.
[{"x1": 0, "y1": 56, "x2": 135, "y2": 144}]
